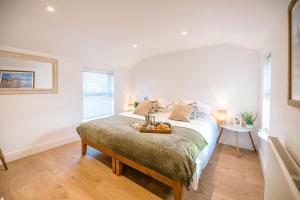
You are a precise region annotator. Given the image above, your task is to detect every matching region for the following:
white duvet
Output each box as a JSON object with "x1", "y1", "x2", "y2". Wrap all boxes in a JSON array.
[{"x1": 119, "y1": 111, "x2": 219, "y2": 190}]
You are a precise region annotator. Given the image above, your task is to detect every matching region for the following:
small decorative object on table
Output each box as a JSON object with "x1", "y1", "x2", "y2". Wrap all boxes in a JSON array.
[
  {"x1": 232, "y1": 116, "x2": 242, "y2": 127},
  {"x1": 242, "y1": 112, "x2": 257, "y2": 128},
  {"x1": 127, "y1": 102, "x2": 134, "y2": 111}
]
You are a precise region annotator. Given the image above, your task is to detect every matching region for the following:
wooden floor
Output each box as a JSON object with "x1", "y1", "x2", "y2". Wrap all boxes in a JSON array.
[{"x1": 0, "y1": 142, "x2": 264, "y2": 200}]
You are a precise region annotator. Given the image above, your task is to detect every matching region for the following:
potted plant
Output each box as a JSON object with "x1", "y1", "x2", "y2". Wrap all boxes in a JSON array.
[
  {"x1": 134, "y1": 101, "x2": 139, "y2": 108},
  {"x1": 242, "y1": 112, "x2": 257, "y2": 128}
]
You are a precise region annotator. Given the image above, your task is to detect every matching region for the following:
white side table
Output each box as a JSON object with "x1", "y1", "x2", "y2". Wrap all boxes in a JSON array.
[{"x1": 217, "y1": 124, "x2": 256, "y2": 157}]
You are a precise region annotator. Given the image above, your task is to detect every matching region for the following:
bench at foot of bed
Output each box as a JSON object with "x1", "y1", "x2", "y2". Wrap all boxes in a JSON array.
[
  {"x1": 81, "y1": 139, "x2": 183, "y2": 200},
  {"x1": 81, "y1": 139, "x2": 116, "y2": 174},
  {"x1": 115, "y1": 153, "x2": 183, "y2": 200}
]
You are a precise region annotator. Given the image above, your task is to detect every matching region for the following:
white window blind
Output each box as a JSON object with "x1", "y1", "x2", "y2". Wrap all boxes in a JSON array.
[
  {"x1": 82, "y1": 70, "x2": 114, "y2": 120},
  {"x1": 262, "y1": 53, "x2": 271, "y2": 131}
]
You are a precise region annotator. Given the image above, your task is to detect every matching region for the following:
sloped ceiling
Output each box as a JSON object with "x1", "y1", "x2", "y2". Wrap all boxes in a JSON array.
[{"x1": 0, "y1": 0, "x2": 287, "y2": 68}]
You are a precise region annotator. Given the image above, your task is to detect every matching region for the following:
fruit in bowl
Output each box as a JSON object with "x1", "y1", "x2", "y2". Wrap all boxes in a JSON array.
[
  {"x1": 155, "y1": 123, "x2": 171, "y2": 131},
  {"x1": 154, "y1": 122, "x2": 171, "y2": 128}
]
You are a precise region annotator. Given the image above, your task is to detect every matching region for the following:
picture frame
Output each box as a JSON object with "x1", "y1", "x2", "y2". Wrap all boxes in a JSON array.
[
  {"x1": 288, "y1": 0, "x2": 300, "y2": 108},
  {"x1": 233, "y1": 116, "x2": 242, "y2": 127},
  {"x1": 0, "y1": 70, "x2": 35, "y2": 89}
]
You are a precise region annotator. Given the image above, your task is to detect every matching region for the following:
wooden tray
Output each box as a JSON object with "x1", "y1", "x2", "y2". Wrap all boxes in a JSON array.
[{"x1": 140, "y1": 127, "x2": 172, "y2": 134}]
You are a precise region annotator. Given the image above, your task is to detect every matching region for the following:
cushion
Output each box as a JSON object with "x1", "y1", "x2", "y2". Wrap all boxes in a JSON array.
[
  {"x1": 169, "y1": 104, "x2": 193, "y2": 122},
  {"x1": 196, "y1": 101, "x2": 211, "y2": 115},
  {"x1": 179, "y1": 100, "x2": 211, "y2": 118},
  {"x1": 133, "y1": 101, "x2": 153, "y2": 116},
  {"x1": 189, "y1": 102, "x2": 200, "y2": 119},
  {"x1": 177, "y1": 100, "x2": 199, "y2": 119}
]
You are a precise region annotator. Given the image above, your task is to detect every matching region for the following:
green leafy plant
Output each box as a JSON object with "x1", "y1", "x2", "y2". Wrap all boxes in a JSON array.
[
  {"x1": 242, "y1": 112, "x2": 257, "y2": 125},
  {"x1": 134, "y1": 101, "x2": 139, "y2": 108}
]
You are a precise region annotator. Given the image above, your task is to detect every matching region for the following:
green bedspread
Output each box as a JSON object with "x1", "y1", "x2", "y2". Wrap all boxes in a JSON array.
[{"x1": 76, "y1": 115, "x2": 207, "y2": 189}]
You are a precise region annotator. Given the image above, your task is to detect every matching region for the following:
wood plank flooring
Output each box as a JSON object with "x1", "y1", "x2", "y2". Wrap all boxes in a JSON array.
[{"x1": 0, "y1": 142, "x2": 264, "y2": 200}]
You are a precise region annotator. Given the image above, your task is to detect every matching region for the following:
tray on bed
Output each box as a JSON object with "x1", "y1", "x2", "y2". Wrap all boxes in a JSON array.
[{"x1": 140, "y1": 127, "x2": 172, "y2": 134}]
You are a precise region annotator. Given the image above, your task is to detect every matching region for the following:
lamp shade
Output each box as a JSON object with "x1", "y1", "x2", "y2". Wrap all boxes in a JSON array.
[{"x1": 217, "y1": 109, "x2": 227, "y2": 124}]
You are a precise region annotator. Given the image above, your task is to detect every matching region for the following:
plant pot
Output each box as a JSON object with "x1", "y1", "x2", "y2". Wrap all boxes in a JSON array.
[{"x1": 245, "y1": 124, "x2": 254, "y2": 129}]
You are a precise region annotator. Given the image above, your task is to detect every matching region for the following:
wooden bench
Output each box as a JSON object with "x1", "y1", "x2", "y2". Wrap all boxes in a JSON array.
[{"x1": 81, "y1": 139, "x2": 183, "y2": 200}]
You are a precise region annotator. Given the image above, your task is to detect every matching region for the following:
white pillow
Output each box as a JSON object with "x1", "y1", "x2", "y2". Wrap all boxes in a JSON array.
[
  {"x1": 196, "y1": 101, "x2": 211, "y2": 115},
  {"x1": 178, "y1": 100, "x2": 212, "y2": 117}
]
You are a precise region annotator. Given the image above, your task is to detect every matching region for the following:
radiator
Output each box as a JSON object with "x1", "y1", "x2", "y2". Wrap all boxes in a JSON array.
[{"x1": 265, "y1": 137, "x2": 300, "y2": 200}]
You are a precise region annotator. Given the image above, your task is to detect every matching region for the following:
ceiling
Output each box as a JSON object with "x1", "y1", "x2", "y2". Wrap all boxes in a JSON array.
[{"x1": 0, "y1": 0, "x2": 287, "y2": 68}]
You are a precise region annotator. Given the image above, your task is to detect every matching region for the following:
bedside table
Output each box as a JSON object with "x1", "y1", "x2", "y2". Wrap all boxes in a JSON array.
[{"x1": 217, "y1": 124, "x2": 256, "y2": 157}]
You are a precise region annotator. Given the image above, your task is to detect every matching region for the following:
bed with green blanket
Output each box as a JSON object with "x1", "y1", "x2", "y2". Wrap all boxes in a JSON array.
[{"x1": 76, "y1": 114, "x2": 209, "y2": 190}]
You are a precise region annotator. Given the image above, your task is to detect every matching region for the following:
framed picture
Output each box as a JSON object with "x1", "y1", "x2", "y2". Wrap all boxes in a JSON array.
[
  {"x1": 233, "y1": 116, "x2": 242, "y2": 127},
  {"x1": 288, "y1": 0, "x2": 300, "y2": 108},
  {"x1": 0, "y1": 70, "x2": 35, "y2": 89}
]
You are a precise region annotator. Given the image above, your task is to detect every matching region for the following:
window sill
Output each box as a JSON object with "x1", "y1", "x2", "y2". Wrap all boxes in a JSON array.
[{"x1": 82, "y1": 114, "x2": 113, "y2": 123}]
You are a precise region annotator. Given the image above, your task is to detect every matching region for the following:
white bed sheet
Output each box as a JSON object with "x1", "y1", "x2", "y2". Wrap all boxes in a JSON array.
[{"x1": 119, "y1": 111, "x2": 218, "y2": 190}]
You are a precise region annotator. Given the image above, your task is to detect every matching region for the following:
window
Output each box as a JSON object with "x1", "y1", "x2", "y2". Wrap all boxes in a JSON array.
[
  {"x1": 82, "y1": 70, "x2": 114, "y2": 120},
  {"x1": 262, "y1": 53, "x2": 271, "y2": 131}
]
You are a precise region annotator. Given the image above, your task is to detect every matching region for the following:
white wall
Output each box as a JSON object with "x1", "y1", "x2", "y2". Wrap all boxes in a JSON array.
[
  {"x1": 0, "y1": 46, "x2": 131, "y2": 162},
  {"x1": 259, "y1": 0, "x2": 300, "y2": 170},
  {"x1": 131, "y1": 44, "x2": 260, "y2": 150}
]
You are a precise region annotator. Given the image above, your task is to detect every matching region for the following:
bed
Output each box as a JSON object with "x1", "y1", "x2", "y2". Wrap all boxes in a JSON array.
[{"x1": 77, "y1": 111, "x2": 218, "y2": 200}]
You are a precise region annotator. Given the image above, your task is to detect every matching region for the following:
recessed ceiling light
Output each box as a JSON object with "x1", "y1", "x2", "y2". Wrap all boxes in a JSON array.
[
  {"x1": 46, "y1": 6, "x2": 55, "y2": 12},
  {"x1": 182, "y1": 31, "x2": 187, "y2": 36},
  {"x1": 132, "y1": 44, "x2": 138, "y2": 48}
]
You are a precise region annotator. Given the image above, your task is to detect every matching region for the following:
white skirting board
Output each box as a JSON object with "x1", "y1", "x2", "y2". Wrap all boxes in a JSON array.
[{"x1": 1, "y1": 134, "x2": 80, "y2": 163}]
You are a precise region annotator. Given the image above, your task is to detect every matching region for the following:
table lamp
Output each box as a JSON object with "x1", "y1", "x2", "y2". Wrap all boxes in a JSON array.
[{"x1": 217, "y1": 109, "x2": 227, "y2": 125}]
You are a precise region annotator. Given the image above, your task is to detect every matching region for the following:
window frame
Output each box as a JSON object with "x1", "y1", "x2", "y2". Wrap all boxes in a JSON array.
[
  {"x1": 82, "y1": 68, "x2": 114, "y2": 121},
  {"x1": 262, "y1": 53, "x2": 271, "y2": 132}
]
